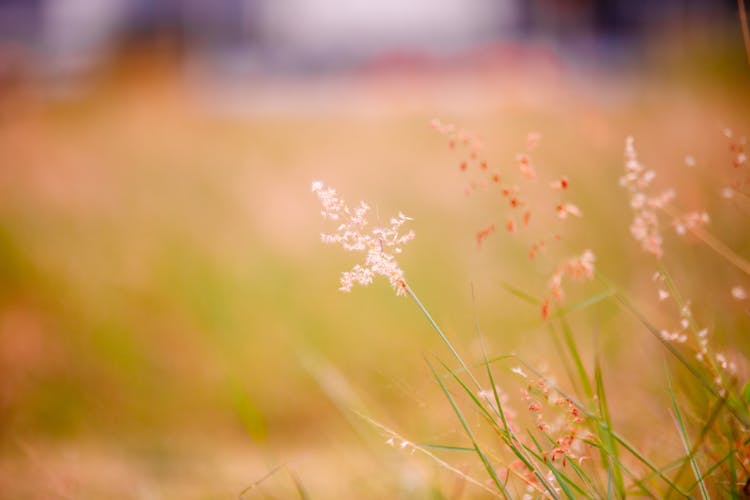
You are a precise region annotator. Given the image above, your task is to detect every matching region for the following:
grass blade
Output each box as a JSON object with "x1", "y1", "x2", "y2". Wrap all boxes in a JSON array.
[
  {"x1": 594, "y1": 357, "x2": 624, "y2": 497},
  {"x1": 354, "y1": 411, "x2": 505, "y2": 498},
  {"x1": 406, "y1": 284, "x2": 481, "y2": 390},
  {"x1": 559, "y1": 316, "x2": 594, "y2": 400},
  {"x1": 548, "y1": 289, "x2": 618, "y2": 320},
  {"x1": 499, "y1": 281, "x2": 541, "y2": 305},
  {"x1": 667, "y1": 370, "x2": 710, "y2": 500},
  {"x1": 427, "y1": 358, "x2": 511, "y2": 498}
]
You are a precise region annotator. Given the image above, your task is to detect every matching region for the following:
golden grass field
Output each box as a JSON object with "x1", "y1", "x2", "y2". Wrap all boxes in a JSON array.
[{"x1": 0, "y1": 42, "x2": 749, "y2": 497}]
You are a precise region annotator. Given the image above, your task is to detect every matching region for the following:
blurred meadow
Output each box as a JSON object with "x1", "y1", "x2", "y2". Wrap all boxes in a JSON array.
[{"x1": 0, "y1": 1, "x2": 750, "y2": 497}]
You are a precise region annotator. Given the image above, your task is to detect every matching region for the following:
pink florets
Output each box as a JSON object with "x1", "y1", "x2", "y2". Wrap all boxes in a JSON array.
[{"x1": 312, "y1": 181, "x2": 414, "y2": 296}]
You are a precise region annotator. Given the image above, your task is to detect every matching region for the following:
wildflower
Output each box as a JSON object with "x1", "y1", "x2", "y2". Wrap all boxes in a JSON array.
[
  {"x1": 516, "y1": 153, "x2": 537, "y2": 180},
  {"x1": 556, "y1": 203, "x2": 582, "y2": 219},
  {"x1": 549, "y1": 176, "x2": 569, "y2": 189},
  {"x1": 620, "y1": 136, "x2": 674, "y2": 259},
  {"x1": 540, "y1": 297, "x2": 550, "y2": 319},
  {"x1": 476, "y1": 224, "x2": 495, "y2": 249},
  {"x1": 547, "y1": 250, "x2": 596, "y2": 302},
  {"x1": 312, "y1": 181, "x2": 414, "y2": 296},
  {"x1": 673, "y1": 211, "x2": 709, "y2": 236},
  {"x1": 736, "y1": 152, "x2": 748, "y2": 167},
  {"x1": 731, "y1": 286, "x2": 748, "y2": 301},
  {"x1": 658, "y1": 289, "x2": 669, "y2": 301}
]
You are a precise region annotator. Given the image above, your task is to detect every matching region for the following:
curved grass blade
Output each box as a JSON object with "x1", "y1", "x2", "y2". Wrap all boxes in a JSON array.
[
  {"x1": 427, "y1": 358, "x2": 511, "y2": 498},
  {"x1": 667, "y1": 371, "x2": 710, "y2": 500}
]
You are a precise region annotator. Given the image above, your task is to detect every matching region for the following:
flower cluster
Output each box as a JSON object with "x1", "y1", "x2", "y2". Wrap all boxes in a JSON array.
[
  {"x1": 672, "y1": 211, "x2": 709, "y2": 236},
  {"x1": 541, "y1": 250, "x2": 596, "y2": 319},
  {"x1": 432, "y1": 119, "x2": 593, "y2": 319},
  {"x1": 312, "y1": 181, "x2": 414, "y2": 296},
  {"x1": 519, "y1": 378, "x2": 589, "y2": 467},
  {"x1": 619, "y1": 136, "x2": 675, "y2": 259}
]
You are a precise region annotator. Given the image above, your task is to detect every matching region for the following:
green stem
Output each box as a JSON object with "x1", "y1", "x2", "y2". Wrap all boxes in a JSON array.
[{"x1": 404, "y1": 283, "x2": 481, "y2": 390}]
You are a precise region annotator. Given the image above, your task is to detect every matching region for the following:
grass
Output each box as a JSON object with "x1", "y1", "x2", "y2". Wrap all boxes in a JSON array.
[
  {"x1": 0, "y1": 44, "x2": 749, "y2": 496},
  {"x1": 312, "y1": 89, "x2": 750, "y2": 496}
]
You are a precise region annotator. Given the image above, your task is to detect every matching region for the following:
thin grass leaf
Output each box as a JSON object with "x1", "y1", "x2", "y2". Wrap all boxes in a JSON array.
[
  {"x1": 637, "y1": 458, "x2": 683, "y2": 485},
  {"x1": 602, "y1": 276, "x2": 750, "y2": 428},
  {"x1": 546, "y1": 460, "x2": 582, "y2": 500},
  {"x1": 354, "y1": 411, "x2": 503, "y2": 498},
  {"x1": 559, "y1": 316, "x2": 594, "y2": 400},
  {"x1": 517, "y1": 443, "x2": 566, "y2": 500},
  {"x1": 586, "y1": 440, "x2": 659, "y2": 498},
  {"x1": 668, "y1": 371, "x2": 710, "y2": 500},
  {"x1": 594, "y1": 358, "x2": 624, "y2": 497},
  {"x1": 436, "y1": 359, "x2": 502, "y2": 432},
  {"x1": 471, "y1": 285, "x2": 511, "y2": 430},
  {"x1": 427, "y1": 358, "x2": 511, "y2": 498},
  {"x1": 547, "y1": 322, "x2": 584, "y2": 400},
  {"x1": 485, "y1": 353, "x2": 685, "y2": 494},
  {"x1": 728, "y1": 434, "x2": 739, "y2": 500},
  {"x1": 668, "y1": 394, "x2": 727, "y2": 497},
  {"x1": 526, "y1": 431, "x2": 544, "y2": 454},
  {"x1": 685, "y1": 450, "x2": 734, "y2": 492},
  {"x1": 436, "y1": 358, "x2": 559, "y2": 497},
  {"x1": 660, "y1": 204, "x2": 750, "y2": 278},
  {"x1": 287, "y1": 468, "x2": 311, "y2": 500},
  {"x1": 406, "y1": 284, "x2": 482, "y2": 390},
  {"x1": 499, "y1": 281, "x2": 541, "y2": 305},
  {"x1": 239, "y1": 462, "x2": 288, "y2": 498},
  {"x1": 611, "y1": 431, "x2": 688, "y2": 496},
  {"x1": 567, "y1": 456, "x2": 605, "y2": 499},
  {"x1": 547, "y1": 289, "x2": 618, "y2": 320},
  {"x1": 456, "y1": 295, "x2": 560, "y2": 497}
]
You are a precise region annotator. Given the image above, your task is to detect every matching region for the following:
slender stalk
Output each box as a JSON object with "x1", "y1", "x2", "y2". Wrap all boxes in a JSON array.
[
  {"x1": 662, "y1": 204, "x2": 750, "y2": 277},
  {"x1": 404, "y1": 283, "x2": 481, "y2": 389}
]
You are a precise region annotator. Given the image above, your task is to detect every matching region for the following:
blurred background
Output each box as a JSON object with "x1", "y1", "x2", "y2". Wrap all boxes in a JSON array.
[{"x1": 0, "y1": 0, "x2": 748, "y2": 497}]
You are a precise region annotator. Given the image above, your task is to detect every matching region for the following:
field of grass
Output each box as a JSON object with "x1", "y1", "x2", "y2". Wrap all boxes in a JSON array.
[{"x1": 0, "y1": 42, "x2": 749, "y2": 497}]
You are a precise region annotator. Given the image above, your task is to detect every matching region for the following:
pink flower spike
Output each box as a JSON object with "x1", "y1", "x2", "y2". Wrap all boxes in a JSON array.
[{"x1": 313, "y1": 180, "x2": 414, "y2": 296}]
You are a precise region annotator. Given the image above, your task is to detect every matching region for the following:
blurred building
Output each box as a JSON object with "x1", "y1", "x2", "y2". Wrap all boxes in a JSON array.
[{"x1": 0, "y1": 0, "x2": 740, "y2": 77}]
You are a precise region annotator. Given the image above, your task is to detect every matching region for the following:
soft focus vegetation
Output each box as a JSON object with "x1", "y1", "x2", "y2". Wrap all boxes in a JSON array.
[{"x1": 0, "y1": 35, "x2": 749, "y2": 497}]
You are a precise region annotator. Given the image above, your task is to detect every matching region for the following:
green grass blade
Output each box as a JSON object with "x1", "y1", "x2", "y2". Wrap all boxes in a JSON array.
[
  {"x1": 547, "y1": 322, "x2": 584, "y2": 400},
  {"x1": 406, "y1": 284, "x2": 481, "y2": 390},
  {"x1": 499, "y1": 281, "x2": 541, "y2": 305},
  {"x1": 239, "y1": 462, "x2": 287, "y2": 498},
  {"x1": 545, "y1": 460, "x2": 580, "y2": 500},
  {"x1": 427, "y1": 358, "x2": 510, "y2": 498},
  {"x1": 668, "y1": 394, "x2": 726, "y2": 497},
  {"x1": 355, "y1": 411, "x2": 508, "y2": 497},
  {"x1": 567, "y1": 456, "x2": 605, "y2": 498},
  {"x1": 611, "y1": 431, "x2": 688, "y2": 496},
  {"x1": 605, "y1": 281, "x2": 750, "y2": 428},
  {"x1": 471, "y1": 285, "x2": 511, "y2": 430},
  {"x1": 559, "y1": 316, "x2": 594, "y2": 400},
  {"x1": 288, "y1": 468, "x2": 311, "y2": 500},
  {"x1": 594, "y1": 358, "x2": 624, "y2": 497},
  {"x1": 667, "y1": 371, "x2": 710, "y2": 500},
  {"x1": 486, "y1": 353, "x2": 684, "y2": 494},
  {"x1": 548, "y1": 289, "x2": 618, "y2": 320},
  {"x1": 684, "y1": 450, "x2": 733, "y2": 492}
]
